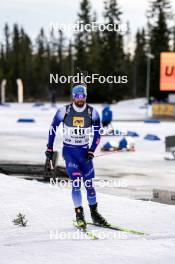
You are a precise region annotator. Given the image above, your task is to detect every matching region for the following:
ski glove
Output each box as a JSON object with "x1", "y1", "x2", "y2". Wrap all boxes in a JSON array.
[
  {"x1": 87, "y1": 150, "x2": 94, "y2": 160},
  {"x1": 45, "y1": 148, "x2": 54, "y2": 160}
]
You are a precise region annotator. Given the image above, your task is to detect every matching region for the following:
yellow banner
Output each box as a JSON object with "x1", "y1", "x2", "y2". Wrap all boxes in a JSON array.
[{"x1": 152, "y1": 104, "x2": 175, "y2": 116}]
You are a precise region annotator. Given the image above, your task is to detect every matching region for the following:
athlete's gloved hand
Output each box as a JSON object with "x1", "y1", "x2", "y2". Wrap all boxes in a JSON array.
[
  {"x1": 87, "y1": 150, "x2": 94, "y2": 160},
  {"x1": 45, "y1": 148, "x2": 54, "y2": 160}
]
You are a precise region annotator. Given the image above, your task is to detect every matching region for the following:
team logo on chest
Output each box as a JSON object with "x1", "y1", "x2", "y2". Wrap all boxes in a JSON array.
[{"x1": 73, "y1": 117, "x2": 85, "y2": 127}]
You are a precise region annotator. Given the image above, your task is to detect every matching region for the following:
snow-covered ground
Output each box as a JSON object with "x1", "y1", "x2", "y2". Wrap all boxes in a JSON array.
[
  {"x1": 0, "y1": 173, "x2": 175, "y2": 264},
  {"x1": 0, "y1": 99, "x2": 175, "y2": 199},
  {"x1": 0, "y1": 98, "x2": 175, "y2": 263}
]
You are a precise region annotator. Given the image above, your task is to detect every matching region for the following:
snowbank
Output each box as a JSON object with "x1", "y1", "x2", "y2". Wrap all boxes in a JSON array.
[{"x1": 0, "y1": 174, "x2": 175, "y2": 264}]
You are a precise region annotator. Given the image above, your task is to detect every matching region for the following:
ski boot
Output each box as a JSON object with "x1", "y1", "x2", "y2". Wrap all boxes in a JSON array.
[
  {"x1": 75, "y1": 206, "x2": 86, "y2": 228},
  {"x1": 89, "y1": 203, "x2": 109, "y2": 226}
]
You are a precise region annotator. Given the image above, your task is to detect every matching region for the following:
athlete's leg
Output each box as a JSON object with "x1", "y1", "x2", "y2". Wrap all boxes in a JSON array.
[
  {"x1": 71, "y1": 177, "x2": 82, "y2": 208},
  {"x1": 65, "y1": 160, "x2": 82, "y2": 207},
  {"x1": 63, "y1": 147, "x2": 82, "y2": 208},
  {"x1": 79, "y1": 153, "x2": 96, "y2": 205},
  {"x1": 83, "y1": 176, "x2": 108, "y2": 225},
  {"x1": 83, "y1": 178, "x2": 97, "y2": 205}
]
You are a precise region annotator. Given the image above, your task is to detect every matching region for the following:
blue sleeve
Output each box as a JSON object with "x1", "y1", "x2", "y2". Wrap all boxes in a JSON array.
[
  {"x1": 47, "y1": 106, "x2": 66, "y2": 149},
  {"x1": 90, "y1": 108, "x2": 101, "y2": 152}
]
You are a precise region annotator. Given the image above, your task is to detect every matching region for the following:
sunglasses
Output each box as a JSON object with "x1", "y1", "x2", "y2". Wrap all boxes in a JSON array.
[{"x1": 73, "y1": 93, "x2": 87, "y2": 100}]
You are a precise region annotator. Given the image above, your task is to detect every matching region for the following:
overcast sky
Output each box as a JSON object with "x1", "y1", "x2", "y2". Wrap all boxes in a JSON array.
[{"x1": 0, "y1": 0, "x2": 175, "y2": 45}]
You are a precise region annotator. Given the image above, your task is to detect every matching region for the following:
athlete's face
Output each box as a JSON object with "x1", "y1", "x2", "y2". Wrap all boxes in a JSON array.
[
  {"x1": 74, "y1": 98, "x2": 86, "y2": 107},
  {"x1": 73, "y1": 93, "x2": 87, "y2": 107}
]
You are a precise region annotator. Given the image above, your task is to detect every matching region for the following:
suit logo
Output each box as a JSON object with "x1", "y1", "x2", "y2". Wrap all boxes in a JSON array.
[{"x1": 73, "y1": 117, "x2": 84, "y2": 127}]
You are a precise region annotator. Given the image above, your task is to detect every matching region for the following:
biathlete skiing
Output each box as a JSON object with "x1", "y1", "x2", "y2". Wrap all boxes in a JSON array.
[{"x1": 45, "y1": 83, "x2": 108, "y2": 228}]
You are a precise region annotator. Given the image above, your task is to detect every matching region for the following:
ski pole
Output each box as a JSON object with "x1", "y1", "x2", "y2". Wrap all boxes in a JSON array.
[
  {"x1": 95, "y1": 149, "x2": 135, "y2": 158},
  {"x1": 50, "y1": 159, "x2": 54, "y2": 170},
  {"x1": 94, "y1": 150, "x2": 119, "y2": 158}
]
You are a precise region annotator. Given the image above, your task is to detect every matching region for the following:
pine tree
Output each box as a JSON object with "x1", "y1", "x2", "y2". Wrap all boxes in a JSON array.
[
  {"x1": 33, "y1": 28, "x2": 50, "y2": 98},
  {"x1": 19, "y1": 28, "x2": 33, "y2": 99},
  {"x1": 101, "y1": 0, "x2": 125, "y2": 102},
  {"x1": 133, "y1": 29, "x2": 147, "y2": 97},
  {"x1": 74, "y1": 0, "x2": 92, "y2": 70},
  {"x1": 147, "y1": 0, "x2": 172, "y2": 99},
  {"x1": 66, "y1": 41, "x2": 74, "y2": 94},
  {"x1": 10, "y1": 24, "x2": 21, "y2": 99},
  {"x1": 123, "y1": 21, "x2": 133, "y2": 99},
  {"x1": 57, "y1": 30, "x2": 65, "y2": 97},
  {"x1": 88, "y1": 12, "x2": 101, "y2": 74},
  {"x1": 2, "y1": 24, "x2": 11, "y2": 100},
  {"x1": 0, "y1": 45, "x2": 5, "y2": 81},
  {"x1": 86, "y1": 12, "x2": 102, "y2": 102}
]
